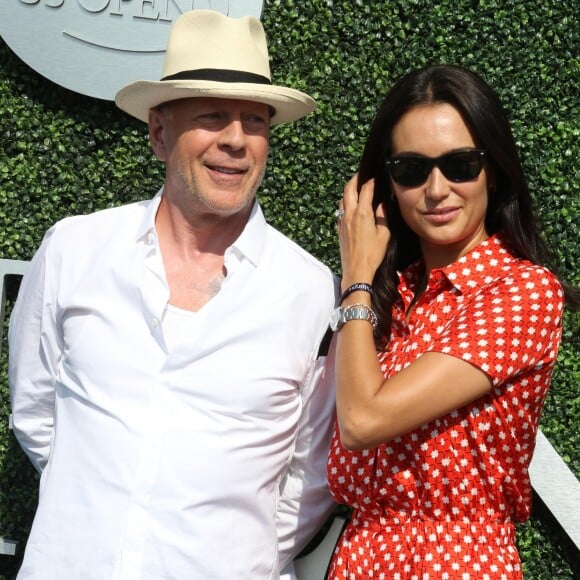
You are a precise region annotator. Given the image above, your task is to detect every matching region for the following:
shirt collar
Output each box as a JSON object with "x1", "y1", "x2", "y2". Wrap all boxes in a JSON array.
[
  {"x1": 226, "y1": 200, "x2": 266, "y2": 268},
  {"x1": 136, "y1": 187, "x2": 164, "y2": 243},
  {"x1": 136, "y1": 188, "x2": 266, "y2": 268}
]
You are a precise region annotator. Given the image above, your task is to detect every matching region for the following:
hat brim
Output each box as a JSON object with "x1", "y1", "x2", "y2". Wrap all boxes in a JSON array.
[{"x1": 115, "y1": 79, "x2": 316, "y2": 125}]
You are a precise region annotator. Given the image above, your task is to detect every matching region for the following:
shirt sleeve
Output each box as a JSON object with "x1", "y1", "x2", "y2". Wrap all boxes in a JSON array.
[
  {"x1": 9, "y1": 228, "x2": 62, "y2": 473},
  {"x1": 429, "y1": 265, "x2": 564, "y2": 386},
  {"x1": 276, "y1": 331, "x2": 337, "y2": 570}
]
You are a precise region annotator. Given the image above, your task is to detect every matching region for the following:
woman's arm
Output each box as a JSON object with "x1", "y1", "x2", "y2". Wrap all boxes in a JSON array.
[{"x1": 335, "y1": 175, "x2": 562, "y2": 451}]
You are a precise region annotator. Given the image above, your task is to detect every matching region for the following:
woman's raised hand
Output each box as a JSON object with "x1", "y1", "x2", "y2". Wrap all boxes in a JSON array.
[{"x1": 337, "y1": 174, "x2": 390, "y2": 290}]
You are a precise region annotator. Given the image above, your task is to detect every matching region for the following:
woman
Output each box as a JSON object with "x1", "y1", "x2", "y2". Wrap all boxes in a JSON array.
[{"x1": 327, "y1": 64, "x2": 578, "y2": 578}]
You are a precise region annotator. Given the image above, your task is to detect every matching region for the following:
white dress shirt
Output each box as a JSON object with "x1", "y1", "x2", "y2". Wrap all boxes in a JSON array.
[{"x1": 9, "y1": 191, "x2": 337, "y2": 580}]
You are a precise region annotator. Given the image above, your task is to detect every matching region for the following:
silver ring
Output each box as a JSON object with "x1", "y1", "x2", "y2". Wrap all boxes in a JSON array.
[{"x1": 334, "y1": 209, "x2": 345, "y2": 219}]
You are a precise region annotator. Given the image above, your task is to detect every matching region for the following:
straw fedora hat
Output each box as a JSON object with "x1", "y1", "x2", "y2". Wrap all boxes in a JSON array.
[{"x1": 115, "y1": 10, "x2": 316, "y2": 125}]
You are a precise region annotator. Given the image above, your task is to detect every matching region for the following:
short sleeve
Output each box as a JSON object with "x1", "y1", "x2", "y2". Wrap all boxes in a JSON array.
[{"x1": 428, "y1": 264, "x2": 564, "y2": 386}]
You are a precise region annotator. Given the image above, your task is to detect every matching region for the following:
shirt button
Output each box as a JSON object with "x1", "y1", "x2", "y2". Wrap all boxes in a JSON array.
[
  {"x1": 147, "y1": 233, "x2": 155, "y2": 245},
  {"x1": 151, "y1": 318, "x2": 159, "y2": 327}
]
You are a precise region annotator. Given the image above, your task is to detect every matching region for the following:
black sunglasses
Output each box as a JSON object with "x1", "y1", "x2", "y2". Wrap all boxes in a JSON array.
[{"x1": 385, "y1": 149, "x2": 486, "y2": 187}]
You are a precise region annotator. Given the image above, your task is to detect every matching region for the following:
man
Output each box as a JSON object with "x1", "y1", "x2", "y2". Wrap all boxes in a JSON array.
[{"x1": 9, "y1": 10, "x2": 337, "y2": 579}]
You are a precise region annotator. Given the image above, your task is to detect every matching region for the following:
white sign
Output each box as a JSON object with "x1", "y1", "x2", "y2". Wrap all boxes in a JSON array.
[{"x1": 0, "y1": 1, "x2": 264, "y2": 101}]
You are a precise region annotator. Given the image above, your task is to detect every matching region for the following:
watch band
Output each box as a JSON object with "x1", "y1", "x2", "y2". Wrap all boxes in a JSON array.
[{"x1": 330, "y1": 303, "x2": 378, "y2": 331}]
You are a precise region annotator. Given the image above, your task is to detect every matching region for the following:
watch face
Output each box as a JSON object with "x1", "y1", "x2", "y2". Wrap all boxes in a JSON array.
[{"x1": 330, "y1": 307, "x2": 343, "y2": 332}]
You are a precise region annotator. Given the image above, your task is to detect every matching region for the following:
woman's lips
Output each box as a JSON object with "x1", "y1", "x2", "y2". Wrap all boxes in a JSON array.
[{"x1": 422, "y1": 207, "x2": 461, "y2": 224}]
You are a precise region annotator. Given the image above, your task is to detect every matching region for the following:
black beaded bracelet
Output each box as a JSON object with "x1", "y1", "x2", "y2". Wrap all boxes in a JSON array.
[{"x1": 340, "y1": 282, "x2": 373, "y2": 304}]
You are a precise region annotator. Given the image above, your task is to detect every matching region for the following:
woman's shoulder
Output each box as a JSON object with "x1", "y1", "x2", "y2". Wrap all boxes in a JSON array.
[
  {"x1": 498, "y1": 255, "x2": 563, "y2": 295},
  {"x1": 473, "y1": 235, "x2": 563, "y2": 295}
]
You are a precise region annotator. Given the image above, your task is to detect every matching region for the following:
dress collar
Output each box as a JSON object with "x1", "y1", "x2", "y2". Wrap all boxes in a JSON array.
[{"x1": 398, "y1": 235, "x2": 516, "y2": 295}]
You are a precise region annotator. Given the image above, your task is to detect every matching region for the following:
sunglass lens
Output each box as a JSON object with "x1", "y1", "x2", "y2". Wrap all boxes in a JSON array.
[
  {"x1": 387, "y1": 150, "x2": 484, "y2": 186},
  {"x1": 440, "y1": 151, "x2": 483, "y2": 182},
  {"x1": 389, "y1": 158, "x2": 430, "y2": 187}
]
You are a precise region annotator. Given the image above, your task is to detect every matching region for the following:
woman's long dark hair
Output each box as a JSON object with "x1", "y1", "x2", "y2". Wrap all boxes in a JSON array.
[{"x1": 358, "y1": 64, "x2": 578, "y2": 347}]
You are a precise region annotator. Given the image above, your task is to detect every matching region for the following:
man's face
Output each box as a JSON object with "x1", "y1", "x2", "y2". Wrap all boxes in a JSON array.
[{"x1": 149, "y1": 97, "x2": 270, "y2": 220}]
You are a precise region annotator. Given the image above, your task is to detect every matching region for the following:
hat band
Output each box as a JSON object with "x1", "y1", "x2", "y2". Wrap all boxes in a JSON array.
[{"x1": 162, "y1": 68, "x2": 272, "y2": 85}]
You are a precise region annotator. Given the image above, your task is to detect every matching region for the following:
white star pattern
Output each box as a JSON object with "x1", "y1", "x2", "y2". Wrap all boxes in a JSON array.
[{"x1": 328, "y1": 236, "x2": 564, "y2": 579}]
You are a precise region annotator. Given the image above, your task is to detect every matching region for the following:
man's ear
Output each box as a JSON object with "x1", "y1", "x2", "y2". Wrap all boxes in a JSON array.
[{"x1": 148, "y1": 107, "x2": 168, "y2": 162}]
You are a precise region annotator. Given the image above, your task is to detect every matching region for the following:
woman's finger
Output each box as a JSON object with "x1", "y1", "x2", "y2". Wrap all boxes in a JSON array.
[
  {"x1": 342, "y1": 174, "x2": 359, "y2": 211},
  {"x1": 357, "y1": 177, "x2": 375, "y2": 211}
]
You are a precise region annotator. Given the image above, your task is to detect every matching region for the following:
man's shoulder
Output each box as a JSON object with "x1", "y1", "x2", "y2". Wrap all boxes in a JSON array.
[
  {"x1": 48, "y1": 199, "x2": 152, "y2": 242},
  {"x1": 264, "y1": 224, "x2": 336, "y2": 283}
]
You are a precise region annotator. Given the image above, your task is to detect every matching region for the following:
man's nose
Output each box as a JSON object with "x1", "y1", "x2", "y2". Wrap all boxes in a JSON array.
[{"x1": 217, "y1": 119, "x2": 246, "y2": 150}]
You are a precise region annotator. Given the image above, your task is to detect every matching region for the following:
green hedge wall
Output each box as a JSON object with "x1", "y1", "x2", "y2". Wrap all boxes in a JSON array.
[{"x1": 0, "y1": 1, "x2": 578, "y2": 578}]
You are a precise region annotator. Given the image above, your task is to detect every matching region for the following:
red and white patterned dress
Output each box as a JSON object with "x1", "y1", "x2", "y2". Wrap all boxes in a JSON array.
[{"x1": 327, "y1": 235, "x2": 564, "y2": 579}]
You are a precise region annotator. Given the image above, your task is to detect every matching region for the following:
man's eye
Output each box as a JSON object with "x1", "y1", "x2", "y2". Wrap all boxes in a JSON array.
[
  {"x1": 244, "y1": 116, "x2": 268, "y2": 130},
  {"x1": 198, "y1": 112, "x2": 222, "y2": 121}
]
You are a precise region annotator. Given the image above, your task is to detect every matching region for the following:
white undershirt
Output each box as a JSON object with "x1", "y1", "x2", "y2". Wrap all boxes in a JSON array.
[{"x1": 162, "y1": 303, "x2": 197, "y2": 352}]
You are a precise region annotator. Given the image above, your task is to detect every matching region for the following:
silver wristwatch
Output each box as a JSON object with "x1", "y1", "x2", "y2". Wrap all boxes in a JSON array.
[{"x1": 330, "y1": 303, "x2": 377, "y2": 332}]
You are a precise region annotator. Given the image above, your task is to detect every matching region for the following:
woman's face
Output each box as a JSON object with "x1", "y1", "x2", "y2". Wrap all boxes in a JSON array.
[{"x1": 389, "y1": 103, "x2": 491, "y2": 269}]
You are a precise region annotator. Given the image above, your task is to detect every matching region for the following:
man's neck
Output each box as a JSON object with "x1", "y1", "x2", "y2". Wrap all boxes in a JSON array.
[{"x1": 154, "y1": 194, "x2": 253, "y2": 311}]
